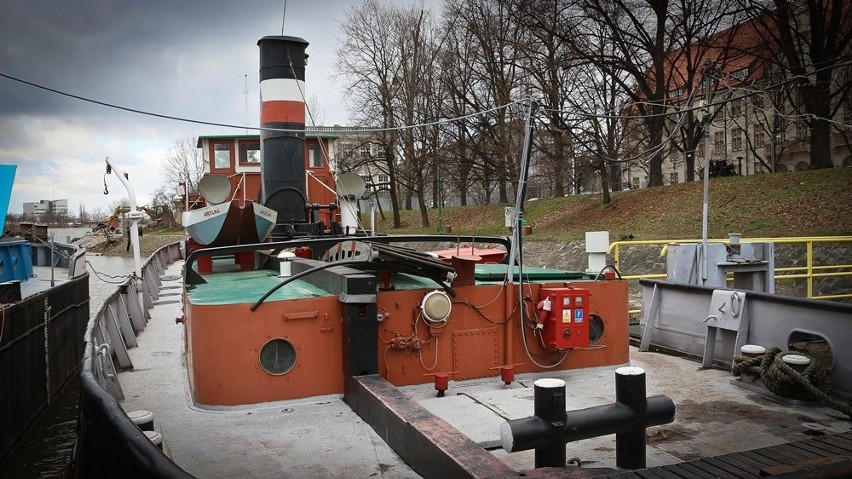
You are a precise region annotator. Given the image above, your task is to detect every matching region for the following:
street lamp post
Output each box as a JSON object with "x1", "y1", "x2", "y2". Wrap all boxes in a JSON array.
[{"x1": 699, "y1": 60, "x2": 716, "y2": 284}]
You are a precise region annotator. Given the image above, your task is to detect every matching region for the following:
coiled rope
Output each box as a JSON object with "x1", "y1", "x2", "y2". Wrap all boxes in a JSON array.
[{"x1": 732, "y1": 347, "x2": 852, "y2": 419}]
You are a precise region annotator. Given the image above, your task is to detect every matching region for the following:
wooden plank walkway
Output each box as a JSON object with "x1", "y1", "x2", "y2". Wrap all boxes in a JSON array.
[{"x1": 607, "y1": 431, "x2": 852, "y2": 478}]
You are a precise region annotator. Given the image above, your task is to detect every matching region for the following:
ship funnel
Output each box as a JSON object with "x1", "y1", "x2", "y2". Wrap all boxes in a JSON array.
[{"x1": 257, "y1": 36, "x2": 309, "y2": 226}]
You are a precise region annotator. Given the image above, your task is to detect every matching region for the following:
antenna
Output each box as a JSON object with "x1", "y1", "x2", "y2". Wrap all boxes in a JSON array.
[
  {"x1": 281, "y1": 0, "x2": 287, "y2": 35},
  {"x1": 243, "y1": 74, "x2": 249, "y2": 134}
]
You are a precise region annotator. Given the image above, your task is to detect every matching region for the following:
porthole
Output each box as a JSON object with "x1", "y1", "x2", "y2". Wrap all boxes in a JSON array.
[
  {"x1": 589, "y1": 314, "x2": 605, "y2": 344},
  {"x1": 259, "y1": 338, "x2": 297, "y2": 375}
]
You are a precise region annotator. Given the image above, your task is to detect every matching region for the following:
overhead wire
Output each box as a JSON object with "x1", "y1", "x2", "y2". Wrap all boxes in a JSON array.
[
  {"x1": 0, "y1": 71, "x2": 523, "y2": 136},
  {"x1": 539, "y1": 58, "x2": 852, "y2": 125}
]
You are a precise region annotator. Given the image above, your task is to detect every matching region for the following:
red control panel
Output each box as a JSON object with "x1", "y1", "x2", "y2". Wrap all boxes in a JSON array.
[{"x1": 539, "y1": 287, "x2": 590, "y2": 349}]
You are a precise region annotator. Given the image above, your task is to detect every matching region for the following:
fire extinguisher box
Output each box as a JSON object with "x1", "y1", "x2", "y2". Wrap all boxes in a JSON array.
[{"x1": 540, "y1": 287, "x2": 590, "y2": 349}]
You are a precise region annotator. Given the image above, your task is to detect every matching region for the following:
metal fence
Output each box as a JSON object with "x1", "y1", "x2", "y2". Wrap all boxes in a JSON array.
[{"x1": 608, "y1": 236, "x2": 852, "y2": 315}]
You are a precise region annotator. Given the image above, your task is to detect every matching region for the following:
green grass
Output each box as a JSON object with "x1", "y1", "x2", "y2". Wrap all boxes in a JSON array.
[{"x1": 368, "y1": 168, "x2": 852, "y2": 241}]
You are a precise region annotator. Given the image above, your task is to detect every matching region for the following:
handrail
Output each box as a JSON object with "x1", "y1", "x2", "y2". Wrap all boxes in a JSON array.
[{"x1": 608, "y1": 236, "x2": 852, "y2": 309}]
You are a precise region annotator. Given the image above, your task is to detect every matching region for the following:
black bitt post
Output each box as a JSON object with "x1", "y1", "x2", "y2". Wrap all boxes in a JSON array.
[
  {"x1": 500, "y1": 367, "x2": 675, "y2": 470},
  {"x1": 533, "y1": 378, "x2": 567, "y2": 468},
  {"x1": 615, "y1": 366, "x2": 648, "y2": 469}
]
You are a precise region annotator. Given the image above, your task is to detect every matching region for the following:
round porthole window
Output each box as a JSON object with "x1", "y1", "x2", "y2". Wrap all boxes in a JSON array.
[
  {"x1": 259, "y1": 338, "x2": 297, "y2": 375},
  {"x1": 589, "y1": 314, "x2": 605, "y2": 344}
]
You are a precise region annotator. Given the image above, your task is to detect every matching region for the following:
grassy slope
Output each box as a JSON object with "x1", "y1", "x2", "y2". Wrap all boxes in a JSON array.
[{"x1": 371, "y1": 168, "x2": 852, "y2": 241}]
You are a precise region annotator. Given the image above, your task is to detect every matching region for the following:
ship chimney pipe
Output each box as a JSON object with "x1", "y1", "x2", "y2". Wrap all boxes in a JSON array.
[{"x1": 257, "y1": 36, "x2": 309, "y2": 225}]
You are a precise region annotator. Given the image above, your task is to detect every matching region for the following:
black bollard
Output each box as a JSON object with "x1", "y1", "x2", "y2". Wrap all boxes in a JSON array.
[
  {"x1": 615, "y1": 366, "x2": 648, "y2": 469},
  {"x1": 500, "y1": 367, "x2": 675, "y2": 470},
  {"x1": 533, "y1": 378, "x2": 567, "y2": 468}
]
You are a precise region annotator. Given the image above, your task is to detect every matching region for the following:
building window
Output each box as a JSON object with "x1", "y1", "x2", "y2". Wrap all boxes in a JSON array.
[
  {"x1": 795, "y1": 122, "x2": 809, "y2": 141},
  {"x1": 668, "y1": 86, "x2": 684, "y2": 99},
  {"x1": 754, "y1": 127, "x2": 765, "y2": 147},
  {"x1": 376, "y1": 174, "x2": 390, "y2": 185},
  {"x1": 308, "y1": 144, "x2": 324, "y2": 168},
  {"x1": 731, "y1": 128, "x2": 743, "y2": 151},
  {"x1": 669, "y1": 172, "x2": 679, "y2": 184},
  {"x1": 240, "y1": 142, "x2": 260, "y2": 164},
  {"x1": 713, "y1": 131, "x2": 725, "y2": 155},
  {"x1": 730, "y1": 68, "x2": 749, "y2": 82},
  {"x1": 631, "y1": 177, "x2": 640, "y2": 188},
  {"x1": 374, "y1": 145, "x2": 386, "y2": 159},
  {"x1": 730, "y1": 99, "x2": 742, "y2": 117},
  {"x1": 213, "y1": 143, "x2": 232, "y2": 170},
  {"x1": 359, "y1": 145, "x2": 371, "y2": 159}
]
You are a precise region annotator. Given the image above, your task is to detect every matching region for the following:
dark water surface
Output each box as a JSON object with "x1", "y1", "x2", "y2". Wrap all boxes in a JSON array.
[{"x1": 0, "y1": 249, "x2": 137, "y2": 478}]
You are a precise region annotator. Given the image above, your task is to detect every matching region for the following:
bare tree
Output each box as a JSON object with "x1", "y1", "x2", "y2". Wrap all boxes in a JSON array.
[
  {"x1": 440, "y1": 10, "x2": 490, "y2": 206},
  {"x1": 336, "y1": 0, "x2": 404, "y2": 227},
  {"x1": 512, "y1": 0, "x2": 576, "y2": 198},
  {"x1": 744, "y1": 0, "x2": 852, "y2": 169},
  {"x1": 444, "y1": 0, "x2": 526, "y2": 204},
  {"x1": 161, "y1": 136, "x2": 205, "y2": 196},
  {"x1": 392, "y1": 6, "x2": 444, "y2": 227},
  {"x1": 148, "y1": 185, "x2": 178, "y2": 229}
]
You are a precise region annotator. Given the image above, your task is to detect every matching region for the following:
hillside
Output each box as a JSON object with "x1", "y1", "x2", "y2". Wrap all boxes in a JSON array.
[{"x1": 370, "y1": 167, "x2": 852, "y2": 241}]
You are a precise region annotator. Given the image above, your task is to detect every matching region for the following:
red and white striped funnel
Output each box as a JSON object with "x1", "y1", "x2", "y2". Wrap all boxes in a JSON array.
[{"x1": 257, "y1": 36, "x2": 309, "y2": 224}]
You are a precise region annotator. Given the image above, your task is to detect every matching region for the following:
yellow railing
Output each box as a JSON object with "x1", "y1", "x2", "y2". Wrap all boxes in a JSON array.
[{"x1": 608, "y1": 236, "x2": 852, "y2": 313}]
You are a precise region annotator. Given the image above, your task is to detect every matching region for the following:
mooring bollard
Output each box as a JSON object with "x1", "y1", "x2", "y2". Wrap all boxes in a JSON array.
[{"x1": 500, "y1": 367, "x2": 675, "y2": 469}]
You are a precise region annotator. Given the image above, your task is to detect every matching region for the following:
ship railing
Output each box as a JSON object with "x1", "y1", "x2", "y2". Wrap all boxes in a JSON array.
[
  {"x1": 607, "y1": 235, "x2": 852, "y2": 317},
  {"x1": 75, "y1": 240, "x2": 193, "y2": 478}
]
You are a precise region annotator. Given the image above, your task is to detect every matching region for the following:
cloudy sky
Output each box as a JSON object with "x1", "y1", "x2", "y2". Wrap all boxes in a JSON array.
[{"x1": 0, "y1": 0, "x2": 364, "y2": 216}]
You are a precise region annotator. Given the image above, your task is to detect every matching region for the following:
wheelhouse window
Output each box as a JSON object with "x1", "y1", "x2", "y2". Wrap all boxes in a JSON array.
[
  {"x1": 240, "y1": 142, "x2": 260, "y2": 165},
  {"x1": 213, "y1": 143, "x2": 232, "y2": 170},
  {"x1": 308, "y1": 144, "x2": 324, "y2": 168}
]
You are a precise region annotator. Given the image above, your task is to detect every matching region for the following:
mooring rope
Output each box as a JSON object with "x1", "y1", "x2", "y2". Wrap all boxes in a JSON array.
[{"x1": 732, "y1": 347, "x2": 852, "y2": 419}]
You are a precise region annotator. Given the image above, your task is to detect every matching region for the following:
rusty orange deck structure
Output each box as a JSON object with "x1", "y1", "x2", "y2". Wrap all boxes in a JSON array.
[{"x1": 181, "y1": 237, "x2": 629, "y2": 406}]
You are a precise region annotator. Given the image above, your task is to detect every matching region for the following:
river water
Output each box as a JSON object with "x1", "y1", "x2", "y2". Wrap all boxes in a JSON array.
[{"x1": 0, "y1": 228, "x2": 139, "y2": 478}]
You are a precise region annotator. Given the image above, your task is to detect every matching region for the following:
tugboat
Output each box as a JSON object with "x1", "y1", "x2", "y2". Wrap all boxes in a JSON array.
[{"x1": 69, "y1": 34, "x2": 852, "y2": 479}]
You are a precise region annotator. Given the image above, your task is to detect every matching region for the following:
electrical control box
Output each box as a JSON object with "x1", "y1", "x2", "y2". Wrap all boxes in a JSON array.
[{"x1": 540, "y1": 287, "x2": 590, "y2": 349}]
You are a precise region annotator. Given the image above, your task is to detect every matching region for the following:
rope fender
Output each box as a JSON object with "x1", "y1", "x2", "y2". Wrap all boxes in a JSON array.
[{"x1": 732, "y1": 347, "x2": 852, "y2": 419}]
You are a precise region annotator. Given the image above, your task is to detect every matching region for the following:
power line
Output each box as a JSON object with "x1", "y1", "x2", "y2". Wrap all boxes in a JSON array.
[{"x1": 0, "y1": 70, "x2": 524, "y2": 136}]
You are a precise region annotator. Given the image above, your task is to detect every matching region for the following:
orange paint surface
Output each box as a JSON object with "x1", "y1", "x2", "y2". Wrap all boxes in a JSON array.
[
  {"x1": 185, "y1": 296, "x2": 344, "y2": 406},
  {"x1": 185, "y1": 279, "x2": 629, "y2": 405},
  {"x1": 260, "y1": 100, "x2": 305, "y2": 124}
]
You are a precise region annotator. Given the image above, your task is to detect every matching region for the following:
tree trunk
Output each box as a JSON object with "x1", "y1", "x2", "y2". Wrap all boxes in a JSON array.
[{"x1": 806, "y1": 85, "x2": 834, "y2": 169}]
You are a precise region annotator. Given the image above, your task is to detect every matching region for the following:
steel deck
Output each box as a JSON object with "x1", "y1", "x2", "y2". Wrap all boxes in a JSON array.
[{"x1": 117, "y1": 260, "x2": 852, "y2": 478}]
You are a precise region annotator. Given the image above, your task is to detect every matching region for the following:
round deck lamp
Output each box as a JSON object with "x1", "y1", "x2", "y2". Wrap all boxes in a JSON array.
[{"x1": 421, "y1": 290, "x2": 451, "y2": 325}]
